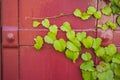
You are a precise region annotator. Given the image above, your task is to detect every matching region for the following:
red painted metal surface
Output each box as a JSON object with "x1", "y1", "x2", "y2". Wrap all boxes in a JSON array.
[
  {"x1": 19, "y1": 0, "x2": 97, "y2": 80},
  {"x1": 20, "y1": 46, "x2": 82, "y2": 80},
  {"x1": 2, "y1": 0, "x2": 120, "y2": 80},
  {"x1": 2, "y1": 48, "x2": 18, "y2": 80},
  {"x1": 2, "y1": 0, "x2": 19, "y2": 80}
]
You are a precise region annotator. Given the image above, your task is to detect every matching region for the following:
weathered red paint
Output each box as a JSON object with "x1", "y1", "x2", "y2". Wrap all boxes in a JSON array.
[
  {"x1": 97, "y1": 29, "x2": 113, "y2": 46},
  {"x1": 113, "y1": 31, "x2": 120, "y2": 46}
]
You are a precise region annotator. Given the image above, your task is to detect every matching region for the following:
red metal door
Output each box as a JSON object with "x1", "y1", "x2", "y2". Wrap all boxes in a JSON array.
[{"x1": 2, "y1": 0, "x2": 120, "y2": 80}]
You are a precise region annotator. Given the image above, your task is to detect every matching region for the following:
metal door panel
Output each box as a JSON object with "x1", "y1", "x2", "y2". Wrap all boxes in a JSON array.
[
  {"x1": 2, "y1": 0, "x2": 19, "y2": 80},
  {"x1": 2, "y1": 48, "x2": 18, "y2": 80},
  {"x1": 20, "y1": 46, "x2": 82, "y2": 80}
]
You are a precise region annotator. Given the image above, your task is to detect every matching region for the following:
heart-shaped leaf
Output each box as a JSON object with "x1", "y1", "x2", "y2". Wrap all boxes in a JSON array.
[
  {"x1": 53, "y1": 39, "x2": 66, "y2": 52},
  {"x1": 95, "y1": 47, "x2": 105, "y2": 57},
  {"x1": 76, "y1": 32, "x2": 86, "y2": 42},
  {"x1": 66, "y1": 41, "x2": 79, "y2": 51},
  {"x1": 81, "y1": 70, "x2": 97, "y2": 80},
  {"x1": 44, "y1": 32, "x2": 56, "y2": 44},
  {"x1": 87, "y1": 6, "x2": 97, "y2": 15},
  {"x1": 102, "y1": 6, "x2": 112, "y2": 16},
  {"x1": 73, "y1": 8, "x2": 82, "y2": 17},
  {"x1": 92, "y1": 38, "x2": 102, "y2": 50},
  {"x1": 34, "y1": 36, "x2": 44, "y2": 50},
  {"x1": 82, "y1": 36, "x2": 94, "y2": 48},
  {"x1": 71, "y1": 38, "x2": 81, "y2": 49},
  {"x1": 49, "y1": 25, "x2": 58, "y2": 35},
  {"x1": 81, "y1": 52, "x2": 92, "y2": 61},
  {"x1": 60, "y1": 22, "x2": 72, "y2": 32},
  {"x1": 65, "y1": 49, "x2": 79, "y2": 63},
  {"x1": 105, "y1": 44, "x2": 117, "y2": 56},
  {"x1": 33, "y1": 21, "x2": 40, "y2": 28},
  {"x1": 42, "y1": 18, "x2": 50, "y2": 28},
  {"x1": 66, "y1": 30, "x2": 75, "y2": 41},
  {"x1": 80, "y1": 60, "x2": 95, "y2": 71},
  {"x1": 80, "y1": 12, "x2": 91, "y2": 20}
]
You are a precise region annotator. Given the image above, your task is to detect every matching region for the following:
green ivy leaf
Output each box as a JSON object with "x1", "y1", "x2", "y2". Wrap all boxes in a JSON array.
[
  {"x1": 80, "y1": 60, "x2": 95, "y2": 71},
  {"x1": 102, "y1": 55, "x2": 113, "y2": 62},
  {"x1": 82, "y1": 36, "x2": 94, "y2": 48},
  {"x1": 97, "y1": 62, "x2": 114, "y2": 80},
  {"x1": 76, "y1": 32, "x2": 86, "y2": 42},
  {"x1": 65, "y1": 49, "x2": 79, "y2": 63},
  {"x1": 114, "y1": 0, "x2": 120, "y2": 8},
  {"x1": 93, "y1": 11, "x2": 102, "y2": 19},
  {"x1": 60, "y1": 22, "x2": 71, "y2": 32},
  {"x1": 102, "y1": 24, "x2": 109, "y2": 31},
  {"x1": 41, "y1": 18, "x2": 50, "y2": 28},
  {"x1": 96, "y1": 62, "x2": 111, "y2": 72},
  {"x1": 113, "y1": 63, "x2": 120, "y2": 77},
  {"x1": 34, "y1": 36, "x2": 44, "y2": 50},
  {"x1": 53, "y1": 39, "x2": 66, "y2": 52},
  {"x1": 44, "y1": 32, "x2": 56, "y2": 44},
  {"x1": 71, "y1": 38, "x2": 81, "y2": 49},
  {"x1": 81, "y1": 12, "x2": 91, "y2": 20},
  {"x1": 97, "y1": 70, "x2": 114, "y2": 80},
  {"x1": 110, "y1": 0, "x2": 120, "y2": 14},
  {"x1": 92, "y1": 38, "x2": 102, "y2": 50},
  {"x1": 66, "y1": 30, "x2": 75, "y2": 41},
  {"x1": 114, "y1": 75, "x2": 120, "y2": 80},
  {"x1": 112, "y1": 54, "x2": 120, "y2": 64},
  {"x1": 111, "y1": 5, "x2": 120, "y2": 14},
  {"x1": 87, "y1": 6, "x2": 97, "y2": 15},
  {"x1": 97, "y1": 24, "x2": 102, "y2": 28},
  {"x1": 33, "y1": 21, "x2": 40, "y2": 28},
  {"x1": 81, "y1": 70, "x2": 97, "y2": 80},
  {"x1": 81, "y1": 52, "x2": 92, "y2": 61},
  {"x1": 106, "y1": 20, "x2": 117, "y2": 30},
  {"x1": 49, "y1": 25, "x2": 58, "y2": 35},
  {"x1": 102, "y1": 6, "x2": 112, "y2": 16},
  {"x1": 66, "y1": 41, "x2": 79, "y2": 51},
  {"x1": 106, "y1": 20, "x2": 113, "y2": 26},
  {"x1": 117, "y1": 16, "x2": 120, "y2": 26},
  {"x1": 73, "y1": 8, "x2": 82, "y2": 17},
  {"x1": 95, "y1": 47, "x2": 105, "y2": 57},
  {"x1": 105, "y1": 44, "x2": 117, "y2": 56}
]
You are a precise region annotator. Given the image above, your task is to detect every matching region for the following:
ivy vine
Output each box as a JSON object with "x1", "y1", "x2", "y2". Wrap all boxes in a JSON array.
[{"x1": 32, "y1": 3, "x2": 120, "y2": 80}]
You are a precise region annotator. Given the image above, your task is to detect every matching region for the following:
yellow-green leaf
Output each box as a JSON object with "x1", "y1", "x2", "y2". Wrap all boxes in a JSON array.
[
  {"x1": 33, "y1": 21, "x2": 40, "y2": 28},
  {"x1": 42, "y1": 18, "x2": 50, "y2": 28}
]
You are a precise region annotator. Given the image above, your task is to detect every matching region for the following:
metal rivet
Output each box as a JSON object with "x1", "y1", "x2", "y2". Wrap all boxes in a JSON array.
[{"x1": 7, "y1": 33, "x2": 15, "y2": 42}]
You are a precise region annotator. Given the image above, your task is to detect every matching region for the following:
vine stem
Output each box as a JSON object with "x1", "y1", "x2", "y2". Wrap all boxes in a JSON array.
[{"x1": 25, "y1": 13, "x2": 73, "y2": 20}]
